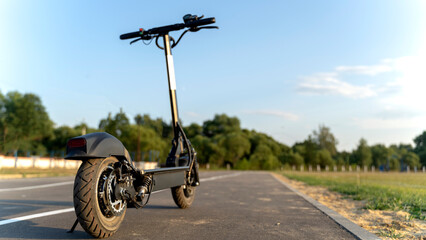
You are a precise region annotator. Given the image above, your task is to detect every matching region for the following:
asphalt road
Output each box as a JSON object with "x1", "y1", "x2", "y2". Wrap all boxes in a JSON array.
[{"x1": 0, "y1": 171, "x2": 356, "y2": 240}]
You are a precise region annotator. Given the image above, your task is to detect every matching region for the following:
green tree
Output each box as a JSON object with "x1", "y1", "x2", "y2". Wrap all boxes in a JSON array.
[
  {"x1": 317, "y1": 149, "x2": 334, "y2": 168},
  {"x1": 202, "y1": 114, "x2": 240, "y2": 137},
  {"x1": 402, "y1": 152, "x2": 420, "y2": 168},
  {"x1": 1, "y1": 92, "x2": 53, "y2": 154},
  {"x1": 280, "y1": 150, "x2": 304, "y2": 166},
  {"x1": 121, "y1": 124, "x2": 168, "y2": 162},
  {"x1": 297, "y1": 136, "x2": 320, "y2": 166},
  {"x1": 248, "y1": 131, "x2": 288, "y2": 157},
  {"x1": 0, "y1": 92, "x2": 5, "y2": 153},
  {"x1": 98, "y1": 109, "x2": 130, "y2": 138},
  {"x1": 191, "y1": 135, "x2": 225, "y2": 166},
  {"x1": 184, "y1": 123, "x2": 202, "y2": 139},
  {"x1": 134, "y1": 115, "x2": 143, "y2": 162},
  {"x1": 414, "y1": 131, "x2": 426, "y2": 166},
  {"x1": 219, "y1": 132, "x2": 251, "y2": 166},
  {"x1": 44, "y1": 126, "x2": 78, "y2": 153},
  {"x1": 249, "y1": 144, "x2": 281, "y2": 170},
  {"x1": 313, "y1": 125, "x2": 338, "y2": 156},
  {"x1": 134, "y1": 114, "x2": 165, "y2": 137},
  {"x1": 370, "y1": 144, "x2": 391, "y2": 168},
  {"x1": 353, "y1": 138, "x2": 372, "y2": 167}
]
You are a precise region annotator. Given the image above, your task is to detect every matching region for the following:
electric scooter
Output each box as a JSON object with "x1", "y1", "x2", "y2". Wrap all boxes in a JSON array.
[{"x1": 65, "y1": 14, "x2": 217, "y2": 238}]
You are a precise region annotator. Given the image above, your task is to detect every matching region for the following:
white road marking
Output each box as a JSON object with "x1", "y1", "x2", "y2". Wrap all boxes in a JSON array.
[
  {"x1": 0, "y1": 173, "x2": 242, "y2": 226},
  {"x1": 0, "y1": 208, "x2": 75, "y2": 226},
  {"x1": 0, "y1": 181, "x2": 74, "y2": 192},
  {"x1": 201, "y1": 172, "x2": 241, "y2": 182}
]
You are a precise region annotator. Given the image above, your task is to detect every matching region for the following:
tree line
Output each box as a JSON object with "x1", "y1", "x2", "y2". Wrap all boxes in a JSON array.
[{"x1": 1, "y1": 91, "x2": 425, "y2": 170}]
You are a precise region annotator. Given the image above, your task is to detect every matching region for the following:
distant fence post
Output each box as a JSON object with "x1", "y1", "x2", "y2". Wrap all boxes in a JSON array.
[
  {"x1": 292, "y1": 165, "x2": 295, "y2": 171},
  {"x1": 308, "y1": 165, "x2": 312, "y2": 172},
  {"x1": 406, "y1": 166, "x2": 410, "y2": 172},
  {"x1": 363, "y1": 166, "x2": 367, "y2": 173},
  {"x1": 32, "y1": 156, "x2": 38, "y2": 168},
  {"x1": 414, "y1": 166, "x2": 417, "y2": 173},
  {"x1": 14, "y1": 150, "x2": 18, "y2": 168},
  {"x1": 371, "y1": 166, "x2": 375, "y2": 172},
  {"x1": 349, "y1": 166, "x2": 352, "y2": 172},
  {"x1": 300, "y1": 165, "x2": 304, "y2": 172},
  {"x1": 50, "y1": 151, "x2": 54, "y2": 169},
  {"x1": 316, "y1": 165, "x2": 320, "y2": 172},
  {"x1": 333, "y1": 165, "x2": 337, "y2": 172},
  {"x1": 356, "y1": 165, "x2": 360, "y2": 172},
  {"x1": 325, "y1": 166, "x2": 329, "y2": 172},
  {"x1": 341, "y1": 165, "x2": 345, "y2": 172},
  {"x1": 206, "y1": 163, "x2": 210, "y2": 170},
  {"x1": 423, "y1": 166, "x2": 425, "y2": 173}
]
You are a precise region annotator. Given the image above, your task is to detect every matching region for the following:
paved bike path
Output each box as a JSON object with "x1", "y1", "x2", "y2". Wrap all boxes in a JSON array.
[{"x1": 0, "y1": 171, "x2": 356, "y2": 239}]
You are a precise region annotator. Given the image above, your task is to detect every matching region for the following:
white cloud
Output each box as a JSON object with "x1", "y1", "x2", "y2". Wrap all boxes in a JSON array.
[
  {"x1": 379, "y1": 55, "x2": 426, "y2": 113},
  {"x1": 335, "y1": 64, "x2": 393, "y2": 76},
  {"x1": 297, "y1": 53, "x2": 426, "y2": 105},
  {"x1": 297, "y1": 72, "x2": 376, "y2": 98},
  {"x1": 244, "y1": 110, "x2": 299, "y2": 121}
]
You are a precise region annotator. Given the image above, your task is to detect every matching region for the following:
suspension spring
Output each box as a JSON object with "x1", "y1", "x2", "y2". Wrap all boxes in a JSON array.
[{"x1": 136, "y1": 176, "x2": 152, "y2": 201}]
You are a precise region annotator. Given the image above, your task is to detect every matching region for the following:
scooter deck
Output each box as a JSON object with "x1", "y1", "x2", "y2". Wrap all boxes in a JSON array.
[{"x1": 144, "y1": 166, "x2": 188, "y2": 191}]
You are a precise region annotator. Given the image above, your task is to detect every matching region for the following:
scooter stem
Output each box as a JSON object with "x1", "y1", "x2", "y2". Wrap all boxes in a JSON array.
[{"x1": 163, "y1": 34, "x2": 180, "y2": 139}]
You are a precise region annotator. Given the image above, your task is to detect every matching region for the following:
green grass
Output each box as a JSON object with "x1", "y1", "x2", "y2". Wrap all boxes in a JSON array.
[
  {"x1": 0, "y1": 167, "x2": 78, "y2": 178},
  {"x1": 378, "y1": 228, "x2": 404, "y2": 239},
  {"x1": 281, "y1": 171, "x2": 426, "y2": 220}
]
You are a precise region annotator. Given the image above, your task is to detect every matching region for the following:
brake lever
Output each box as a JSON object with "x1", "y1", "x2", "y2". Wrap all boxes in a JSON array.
[
  {"x1": 130, "y1": 34, "x2": 155, "y2": 45},
  {"x1": 130, "y1": 38, "x2": 142, "y2": 45},
  {"x1": 189, "y1": 26, "x2": 219, "y2": 32}
]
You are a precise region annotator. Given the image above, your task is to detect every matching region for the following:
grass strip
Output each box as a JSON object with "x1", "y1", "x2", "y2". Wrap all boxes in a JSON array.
[{"x1": 281, "y1": 171, "x2": 425, "y2": 220}]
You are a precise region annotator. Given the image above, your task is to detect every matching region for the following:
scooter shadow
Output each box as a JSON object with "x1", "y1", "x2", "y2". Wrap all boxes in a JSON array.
[
  {"x1": 143, "y1": 204, "x2": 178, "y2": 210},
  {"x1": 0, "y1": 220, "x2": 90, "y2": 239}
]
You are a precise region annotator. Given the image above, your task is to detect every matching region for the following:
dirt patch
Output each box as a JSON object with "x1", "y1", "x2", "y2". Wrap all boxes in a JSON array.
[{"x1": 273, "y1": 173, "x2": 426, "y2": 240}]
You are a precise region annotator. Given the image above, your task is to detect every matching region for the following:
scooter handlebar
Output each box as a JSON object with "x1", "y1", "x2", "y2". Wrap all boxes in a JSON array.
[
  {"x1": 120, "y1": 31, "x2": 141, "y2": 40},
  {"x1": 185, "y1": 17, "x2": 216, "y2": 28},
  {"x1": 120, "y1": 16, "x2": 216, "y2": 40}
]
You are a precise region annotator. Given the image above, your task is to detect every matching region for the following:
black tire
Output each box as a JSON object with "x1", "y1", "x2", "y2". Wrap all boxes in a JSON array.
[
  {"x1": 73, "y1": 157, "x2": 126, "y2": 238},
  {"x1": 171, "y1": 165, "x2": 197, "y2": 209},
  {"x1": 171, "y1": 185, "x2": 195, "y2": 209}
]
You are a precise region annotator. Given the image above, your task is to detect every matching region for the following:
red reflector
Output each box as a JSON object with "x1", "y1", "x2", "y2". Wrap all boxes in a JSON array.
[{"x1": 67, "y1": 138, "x2": 86, "y2": 148}]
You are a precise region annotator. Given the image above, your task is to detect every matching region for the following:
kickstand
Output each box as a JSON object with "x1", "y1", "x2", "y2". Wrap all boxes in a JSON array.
[{"x1": 67, "y1": 219, "x2": 79, "y2": 233}]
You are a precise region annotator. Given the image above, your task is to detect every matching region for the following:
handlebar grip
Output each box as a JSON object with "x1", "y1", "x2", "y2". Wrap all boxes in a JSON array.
[
  {"x1": 185, "y1": 17, "x2": 216, "y2": 28},
  {"x1": 120, "y1": 31, "x2": 141, "y2": 40}
]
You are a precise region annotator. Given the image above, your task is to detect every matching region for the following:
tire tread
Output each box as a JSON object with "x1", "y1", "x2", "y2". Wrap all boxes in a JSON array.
[{"x1": 73, "y1": 158, "x2": 124, "y2": 238}]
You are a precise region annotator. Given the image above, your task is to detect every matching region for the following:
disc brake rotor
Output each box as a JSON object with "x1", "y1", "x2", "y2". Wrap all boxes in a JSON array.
[{"x1": 98, "y1": 165, "x2": 126, "y2": 217}]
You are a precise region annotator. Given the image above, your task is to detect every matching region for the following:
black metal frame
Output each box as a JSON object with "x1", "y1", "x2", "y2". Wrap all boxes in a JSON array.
[{"x1": 141, "y1": 32, "x2": 199, "y2": 188}]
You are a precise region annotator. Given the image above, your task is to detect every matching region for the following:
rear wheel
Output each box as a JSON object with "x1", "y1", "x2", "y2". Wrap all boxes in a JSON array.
[{"x1": 73, "y1": 157, "x2": 126, "y2": 238}]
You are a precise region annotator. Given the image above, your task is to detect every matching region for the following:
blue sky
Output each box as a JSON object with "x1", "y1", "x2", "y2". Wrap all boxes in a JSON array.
[{"x1": 1, "y1": 1, "x2": 425, "y2": 151}]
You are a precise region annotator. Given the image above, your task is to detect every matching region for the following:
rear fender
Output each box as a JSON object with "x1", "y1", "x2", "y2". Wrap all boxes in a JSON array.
[{"x1": 65, "y1": 132, "x2": 132, "y2": 163}]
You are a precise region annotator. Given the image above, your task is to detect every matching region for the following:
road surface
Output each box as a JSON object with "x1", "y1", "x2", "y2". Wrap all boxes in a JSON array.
[{"x1": 0, "y1": 171, "x2": 356, "y2": 239}]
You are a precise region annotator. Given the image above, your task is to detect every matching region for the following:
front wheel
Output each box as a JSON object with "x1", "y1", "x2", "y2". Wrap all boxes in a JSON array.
[
  {"x1": 171, "y1": 185, "x2": 195, "y2": 209},
  {"x1": 171, "y1": 166, "x2": 197, "y2": 208},
  {"x1": 73, "y1": 157, "x2": 127, "y2": 238}
]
